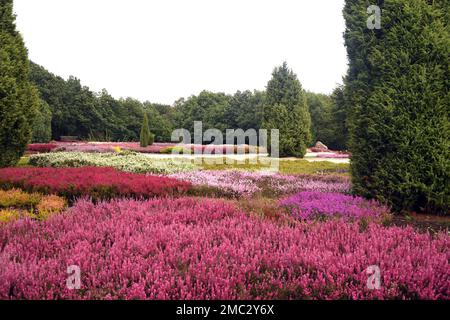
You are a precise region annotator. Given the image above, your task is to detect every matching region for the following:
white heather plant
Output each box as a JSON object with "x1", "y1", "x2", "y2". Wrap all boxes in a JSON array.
[{"x1": 29, "y1": 152, "x2": 198, "y2": 174}]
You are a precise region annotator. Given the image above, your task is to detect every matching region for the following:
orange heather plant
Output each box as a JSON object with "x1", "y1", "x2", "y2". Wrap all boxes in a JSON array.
[
  {"x1": 0, "y1": 189, "x2": 42, "y2": 208},
  {"x1": 36, "y1": 195, "x2": 67, "y2": 220},
  {"x1": 0, "y1": 209, "x2": 21, "y2": 224}
]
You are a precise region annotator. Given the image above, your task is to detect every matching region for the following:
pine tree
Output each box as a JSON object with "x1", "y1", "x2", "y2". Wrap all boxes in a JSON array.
[
  {"x1": 140, "y1": 113, "x2": 152, "y2": 147},
  {"x1": 263, "y1": 62, "x2": 311, "y2": 157},
  {"x1": 344, "y1": 0, "x2": 449, "y2": 214},
  {"x1": 0, "y1": 0, "x2": 39, "y2": 167}
]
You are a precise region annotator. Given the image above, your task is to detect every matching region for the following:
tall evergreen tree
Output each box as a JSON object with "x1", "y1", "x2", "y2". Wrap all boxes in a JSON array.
[
  {"x1": 263, "y1": 62, "x2": 311, "y2": 157},
  {"x1": 140, "y1": 113, "x2": 152, "y2": 147},
  {"x1": 344, "y1": 0, "x2": 449, "y2": 214},
  {"x1": 0, "y1": 0, "x2": 39, "y2": 167}
]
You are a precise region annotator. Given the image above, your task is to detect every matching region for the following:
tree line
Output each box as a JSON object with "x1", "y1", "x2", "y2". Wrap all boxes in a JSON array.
[{"x1": 28, "y1": 61, "x2": 350, "y2": 155}]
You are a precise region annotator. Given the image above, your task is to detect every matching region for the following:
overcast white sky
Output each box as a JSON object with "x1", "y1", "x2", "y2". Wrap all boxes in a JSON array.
[{"x1": 14, "y1": 0, "x2": 348, "y2": 105}]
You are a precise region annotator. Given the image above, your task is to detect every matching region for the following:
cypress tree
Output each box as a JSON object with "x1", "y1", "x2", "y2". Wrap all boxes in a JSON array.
[
  {"x1": 0, "y1": 0, "x2": 39, "y2": 167},
  {"x1": 140, "y1": 113, "x2": 151, "y2": 147},
  {"x1": 344, "y1": 0, "x2": 449, "y2": 214},
  {"x1": 263, "y1": 62, "x2": 312, "y2": 157}
]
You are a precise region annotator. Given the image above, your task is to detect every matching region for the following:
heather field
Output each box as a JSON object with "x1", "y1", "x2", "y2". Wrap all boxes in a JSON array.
[
  {"x1": 1, "y1": 0, "x2": 448, "y2": 310},
  {"x1": 0, "y1": 150, "x2": 448, "y2": 300}
]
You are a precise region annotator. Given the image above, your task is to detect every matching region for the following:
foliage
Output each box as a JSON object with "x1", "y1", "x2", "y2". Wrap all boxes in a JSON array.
[
  {"x1": 29, "y1": 63, "x2": 173, "y2": 142},
  {"x1": 344, "y1": 0, "x2": 450, "y2": 214},
  {"x1": 328, "y1": 85, "x2": 349, "y2": 150},
  {"x1": 0, "y1": 189, "x2": 66, "y2": 221},
  {"x1": 0, "y1": 209, "x2": 21, "y2": 224},
  {"x1": 306, "y1": 92, "x2": 334, "y2": 147},
  {"x1": 262, "y1": 62, "x2": 312, "y2": 157},
  {"x1": 0, "y1": 0, "x2": 39, "y2": 167},
  {"x1": 140, "y1": 113, "x2": 152, "y2": 147},
  {"x1": 0, "y1": 189, "x2": 41, "y2": 208},
  {"x1": 32, "y1": 99, "x2": 52, "y2": 143},
  {"x1": 35, "y1": 195, "x2": 67, "y2": 220},
  {"x1": 17, "y1": 156, "x2": 30, "y2": 167}
]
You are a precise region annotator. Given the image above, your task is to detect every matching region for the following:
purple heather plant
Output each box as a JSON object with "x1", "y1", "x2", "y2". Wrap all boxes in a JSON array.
[{"x1": 280, "y1": 191, "x2": 390, "y2": 220}]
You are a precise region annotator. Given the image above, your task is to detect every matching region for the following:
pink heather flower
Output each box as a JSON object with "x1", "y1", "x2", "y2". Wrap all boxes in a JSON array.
[
  {"x1": 316, "y1": 153, "x2": 351, "y2": 159},
  {"x1": 0, "y1": 198, "x2": 448, "y2": 300},
  {"x1": 169, "y1": 171, "x2": 351, "y2": 197}
]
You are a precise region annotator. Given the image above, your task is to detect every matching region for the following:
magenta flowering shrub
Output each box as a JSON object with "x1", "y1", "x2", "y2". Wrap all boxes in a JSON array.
[
  {"x1": 0, "y1": 198, "x2": 448, "y2": 300},
  {"x1": 26, "y1": 144, "x2": 59, "y2": 154},
  {"x1": 280, "y1": 191, "x2": 390, "y2": 220},
  {"x1": 170, "y1": 170, "x2": 351, "y2": 197},
  {"x1": 0, "y1": 167, "x2": 191, "y2": 200}
]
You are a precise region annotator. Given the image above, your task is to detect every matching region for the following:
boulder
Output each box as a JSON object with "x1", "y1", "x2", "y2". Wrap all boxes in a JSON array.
[{"x1": 314, "y1": 141, "x2": 328, "y2": 151}]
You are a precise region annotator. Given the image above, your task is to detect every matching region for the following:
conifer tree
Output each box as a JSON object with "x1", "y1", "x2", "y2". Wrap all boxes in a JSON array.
[
  {"x1": 140, "y1": 113, "x2": 152, "y2": 147},
  {"x1": 263, "y1": 62, "x2": 311, "y2": 157},
  {"x1": 344, "y1": 0, "x2": 449, "y2": 213},
  {"x1": 0, "y1": 0, "x2": 39, "y2": 166}
]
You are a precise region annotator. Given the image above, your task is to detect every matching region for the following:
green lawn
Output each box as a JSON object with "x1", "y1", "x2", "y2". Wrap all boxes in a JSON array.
[{"x1": 200, "y1": 158, "x2": 349, "y2": 175}]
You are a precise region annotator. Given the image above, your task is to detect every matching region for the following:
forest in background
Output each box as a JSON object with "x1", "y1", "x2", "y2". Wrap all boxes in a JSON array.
[{"x1": 29, "y1": 61, "x2": 349, "y2": 150}]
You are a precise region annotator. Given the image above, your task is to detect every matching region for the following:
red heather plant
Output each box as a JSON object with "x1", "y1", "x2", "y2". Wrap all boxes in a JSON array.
[
  {"x1": 0, "y1": 167, "x2": 191, "y2": 201},
  {"x1": 280, "y1": 191, "x2": 391, "y2": 220},
  {"x1": 0, "y1": 198, "x2": 448, "y2": 300},
  {"x1": 26, "y1": 144, "x2": 58, "y2": 153}
]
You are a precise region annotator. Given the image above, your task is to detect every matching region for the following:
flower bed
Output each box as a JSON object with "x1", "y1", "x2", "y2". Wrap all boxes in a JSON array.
[
  {"x1": 0, "y1": 167, "x2": 191, "y2": 201},
  {"x1": 0, "y1": 198, "x2": 448, "y2": 300},
  {"x1": 28, "y1": 152, "x2": 198, "y2": 174},
  {"x1": 27, "y1": 143, "x2": 58, "y2": 154},
  {"x1": 52, "y1": 142, "x2": 175, "y2": 154},
  {"x1": 280, "y1": 191, "x2": 390, "y2": 220},
  {"x1": 169, "y1": 170, "x2": 351, "y2": 198},
  {"x1": 27, "y1": 142, "x2": 263, "y2": 155},
  {"x1": 316, "y1": 153, "x2": 350, "y2": 159}
]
